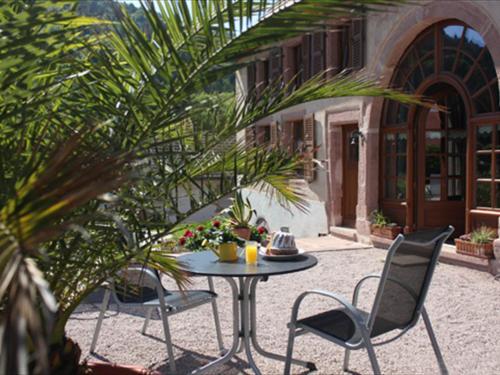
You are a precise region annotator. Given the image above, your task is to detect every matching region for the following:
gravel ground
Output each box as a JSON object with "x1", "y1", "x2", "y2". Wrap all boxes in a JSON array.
[{"x1": 67, "y1": 248, "x2": 500, "y2": 375}]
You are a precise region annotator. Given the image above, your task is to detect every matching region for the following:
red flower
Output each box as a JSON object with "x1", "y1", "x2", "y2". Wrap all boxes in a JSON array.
[
  {"x1": 184, "y1": 230, "x2": 194, "y2": 238},
  {"x1": 197, "y1": 225, "x2": 205, "y2": 232},
  {"x1": 179, "y1": 237, "x2": 186, "y2": 246},
  {"x1": 213, "y1": 220, "x2": 221, "y2": 228},
  {"x1": 257, "y1": 226, "x2": 266, "y2": 234}
]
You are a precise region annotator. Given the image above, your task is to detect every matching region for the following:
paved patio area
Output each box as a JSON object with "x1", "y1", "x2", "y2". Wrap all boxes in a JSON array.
[{"x1": 68, "y1": 243, "x2": 500, "y2": 374}]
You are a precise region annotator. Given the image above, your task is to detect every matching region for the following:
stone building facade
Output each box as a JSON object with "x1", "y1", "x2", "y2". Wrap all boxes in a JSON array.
[{"x1": 237, "y1": 1, "x2": 500, "y2": 241}]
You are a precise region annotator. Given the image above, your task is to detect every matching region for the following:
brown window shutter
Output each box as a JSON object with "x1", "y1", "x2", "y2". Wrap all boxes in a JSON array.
[
  {"x1": 326, "y1": 29, "x2": 341, "y2": 78},
  {"x1": 301, "y1": 34, "x2": 311, "y2": 82},
  {"x1": 247, "y1": 63, "x2": 256, "y2": 94},
  {"x1": 311, "y1": 32, "x2": 326, "y2": 77},
  {"x1": 303, "y1": 113, "x2": 316, "y2": 182},
  {"x1": 282, "y1": 122, "x2": 294, "y2": 154},
  {"x1": 245, "y1": 125, "x2": 256, "y2": 148},
  {"x1": 270, "y1": 121, "x2": 279, "y2": 148},
  {"x1": 350, "y1": 19, "x2": 364, "y2": 70},
  {"x1": 256, "y1": 60, "x2": 269, "y2": 96},
  {"x1": 269, "y1": 47, "x2": 282, "y2": 84}
]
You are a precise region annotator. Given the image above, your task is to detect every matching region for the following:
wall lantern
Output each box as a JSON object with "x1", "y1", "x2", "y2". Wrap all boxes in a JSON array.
[{"x1": 349, "y1": 129, "x2": 365, "y2": 146}]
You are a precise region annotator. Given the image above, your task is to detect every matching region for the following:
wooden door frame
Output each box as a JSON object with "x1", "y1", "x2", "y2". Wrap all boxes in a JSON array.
[
  {"x1": 406, "y1": 75, "x2": 473, "y2": 233},
  {"x1": 325, "y1": 110, "x2": 361, "y2": 229},
  {"x1": 341, "y1": 123, "x2": 359, "y2": 227}
]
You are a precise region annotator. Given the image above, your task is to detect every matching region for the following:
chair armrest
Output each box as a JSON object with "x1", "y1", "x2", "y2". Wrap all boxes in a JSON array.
[
  {"x1": 352, "y1": 273, "x2": 382, "y2": 306},
  {"x1": 290, "y1": 289, "x2": 367, "y2": 327}
]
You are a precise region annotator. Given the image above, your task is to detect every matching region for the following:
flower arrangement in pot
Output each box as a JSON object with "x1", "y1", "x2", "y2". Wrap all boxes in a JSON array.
[
  {"x1": 455, "y1": 226, "x2": 496, "y2": 259},
  {"x1": 250, "y1": 225, "x2": 269, "y2": 246},
  {"x1": 178, "y1": 220, "x2": 244, "y2": 261},
  {"x1": 225, "y1": 191, "x2": 256, "y2": 240},
  {"x1": 369, "y1": 210, "x2": 402, "y2": 240}
]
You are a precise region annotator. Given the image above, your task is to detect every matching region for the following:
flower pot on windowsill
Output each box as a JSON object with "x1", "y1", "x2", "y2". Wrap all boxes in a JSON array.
[
  {"x1": 233, "y1": 226, "x2": 251, "y2": 240},
  {"x1": 454, "y1": 238, "x2": 494, "y2": 259},
  {"x1": 370, "y1": 224, "x2": 402, "y2": 240}
]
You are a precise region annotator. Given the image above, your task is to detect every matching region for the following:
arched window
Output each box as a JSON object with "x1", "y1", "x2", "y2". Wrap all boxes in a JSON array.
[{"x1": 380, "y1": 21, "x2": 500, "y2": 233}]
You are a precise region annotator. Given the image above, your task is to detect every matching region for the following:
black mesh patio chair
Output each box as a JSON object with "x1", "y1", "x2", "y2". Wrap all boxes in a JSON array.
[
  {"x1": 284, "y1": 226, "x2": 454, "y2": 375},
  {"x1": 90, "y1": 266, "x2": 224, "y2": 374}
]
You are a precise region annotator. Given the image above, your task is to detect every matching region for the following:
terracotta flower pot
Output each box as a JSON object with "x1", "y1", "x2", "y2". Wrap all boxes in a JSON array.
[
  {"x1": 233, "y1": 226, "x2": 251, "y2": 240},
  {"x1": 370, "y1": 224, "x2": 402, "y2": 240},
  {"x1": 455, "y1": 238, "x2": 494, "y2": 259}
]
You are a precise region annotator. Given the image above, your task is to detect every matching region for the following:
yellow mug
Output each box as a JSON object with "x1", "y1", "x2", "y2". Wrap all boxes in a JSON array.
[{"x1": 212, "y1": 242, "x2": 238, "y2": 262}]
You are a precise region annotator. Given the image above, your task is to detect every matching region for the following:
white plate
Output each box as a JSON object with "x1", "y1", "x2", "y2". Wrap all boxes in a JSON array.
[{"x1": 259, "y1": 247, "x2": 305, "y2": 261}]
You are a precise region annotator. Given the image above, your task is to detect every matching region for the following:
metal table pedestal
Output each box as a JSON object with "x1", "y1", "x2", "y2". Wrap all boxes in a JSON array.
[{"x1": 191, "y1": 276, "x2": 316, "y2": 375}]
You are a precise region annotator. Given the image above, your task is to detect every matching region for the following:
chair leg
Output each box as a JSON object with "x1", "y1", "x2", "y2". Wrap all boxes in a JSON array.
[
  {"x1": 343, "y1": 348, "x2": 351, "y2": 372},
  {"x1": 365, "y1": 341, "x2": 381, "y2": 375},
  {"x1": 284, "y1": 324, "x2": 296, "y2": 375},
  {"x1": 159, "y1": 308, "x2": 177, "y2": 374},
  {"x1": 360, "y1": 329, "x2": 381, "y2": 375},
  {"x1": 422, "y1": 308, "x2": 449, "y2": 375},
  {"x1": 141, "y1": 307, "x2": 154, "y2": 335},
  {"x1": 90, "y1": 287, "x2": 111, "y2": 353},
  {"x1": 208, "y1": 277, "x2": 225, "y2": 354}
]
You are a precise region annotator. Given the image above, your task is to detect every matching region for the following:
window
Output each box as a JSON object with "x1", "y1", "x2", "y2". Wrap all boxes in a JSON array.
[
  {"x1": 382, "y1": 132, "x2": 407, "y2": 200},
  {"x1": 475, "y1": 124, "x2": 500, "y2": 208},
  {"x1": 293, "y1": 44, "x2": 303, "y2": 87},
  {"x1": 256, "y1": 125, "x2": 271, "y2": 146}
]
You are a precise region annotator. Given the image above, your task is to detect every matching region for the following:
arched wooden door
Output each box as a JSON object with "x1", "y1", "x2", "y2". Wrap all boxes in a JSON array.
[{"x1": 415, "y1": 84, "x2": 467, "y2": 234}]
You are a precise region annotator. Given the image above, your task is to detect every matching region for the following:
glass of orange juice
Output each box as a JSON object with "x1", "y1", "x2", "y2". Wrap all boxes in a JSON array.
[{"x1": 245, "y1": 241, "x2": 258, "y2": 265}]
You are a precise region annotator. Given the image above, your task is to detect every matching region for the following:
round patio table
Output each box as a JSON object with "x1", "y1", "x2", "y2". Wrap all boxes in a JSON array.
[{"x1": 178, "y1": 250, "x2": 318, "y2": 375}]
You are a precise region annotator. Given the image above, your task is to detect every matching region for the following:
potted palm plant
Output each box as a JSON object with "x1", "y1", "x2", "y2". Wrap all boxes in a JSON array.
[
  {"x1": 226, "y1": 191, "x2": 255, "y2": 240},
  {"x1": 455, "y1": 226, "x2": 496, "y2": 259},
  {"x1": 369, "y1": 210, "x2": 402, "y2": 240}
]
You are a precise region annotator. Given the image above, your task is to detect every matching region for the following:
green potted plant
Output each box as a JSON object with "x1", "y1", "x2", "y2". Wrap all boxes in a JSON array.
[
  {"x1": 455, "y1": 226, "x2": 496, "y2": 259},
  {"x1": 369, "y1": 210, "x2": 402, "y2": 240},
  {"x1": 226, "y1": 191, "x2": 255, "y2": 240},
  {"x1": 178, "y1": 220, "x2": 244, "y2": 261}
]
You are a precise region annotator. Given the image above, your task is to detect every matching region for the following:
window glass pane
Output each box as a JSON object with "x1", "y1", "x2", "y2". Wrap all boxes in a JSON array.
[
  {"x1": 442, "y1": 25, "x2": 464, "y2": 48},
  {"x1": 396, "y1": 156, "x2": 406, "y2": 177},
  {"x1": 416, "y1": 30, "x2": 434, "y2": 57},
  {"x1": 396, "y1": 133, "x2": 407, "y2": 153},
  {"x1": 397, "y1": 105, "x2": 409, "y2": 124},
  {"x1": 476, "y1": 182, "x2": 491, "y2": 207},
  {"x1": 448, "y1": 178, "x2": 464, "y2": 201},
  {"x1": 491, "y1": 83, "x2": 500, "y2": 112},
  {"x1": 385, "y1": 156, "x2": 395, "y2": 177},
  {"x1": 455, "y1": 53, "x2": 474, "y2": 79},
  {"x1": 476, "y1": 154, "x2": 492, "y2": 178},
  {"x1": 386, "y1": 102, "x2": 398, "y2": 124},
  {"x1": 384, "y1": 133, "x2": 395, "y2": 154},
  {"x1": 426, "y1": 131, "x2": 443, "y2": 153},
  {"x1": 426, "y1": 155, "x2": 441, "y2": 177},
  {"x1": 408, "y1": 67, "x2": 423, "y2": 90},
  {"x1": 396, "y1": 178, "x2": 406, "y2": 200},
  {"x1": 448, "y1": 131, "x2": 467, "y2": 154},
  {"x1": 442, "y1": 48, "x2": 457, "y2": 72},
  {"x1": 497, "y1": 127, "x2": 500, "y2": 150},
  {"x1": 425, "y1": 110, "x2": 442, "y2": 130},
  {"x1": 474, "y1": 90, "x2": 492, "y2": 114},
  {"x1": 463, "y1": 28, "x2": 485, "y2": 58},
  {"x1": 479, "y1": 51, "x2": 497, "y2": 81},
  {"x1": 425, "y1": 178, "x2": 441, "y2": 201},
  {"x1": 496, "y1": 153, "x2": 500, "y2": 176},
  {"x1": 385, "y1": 178, "x2": 396, "y2": 199},
  {"x1": 466, "y1": 68, "x2": 486, "y2": 95},
  {"x1": 448, "y1": 155, "x2": 464, "y2": 176},
  {"x1": 421, "y1": 56, "x2": 435, "y2": 77},
  {"x1": 477, "y1": 126, "x2": 492, "y2": 150},
  {"x1": 496, "y1": 183, "x2": 500, "y2": 208}
]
